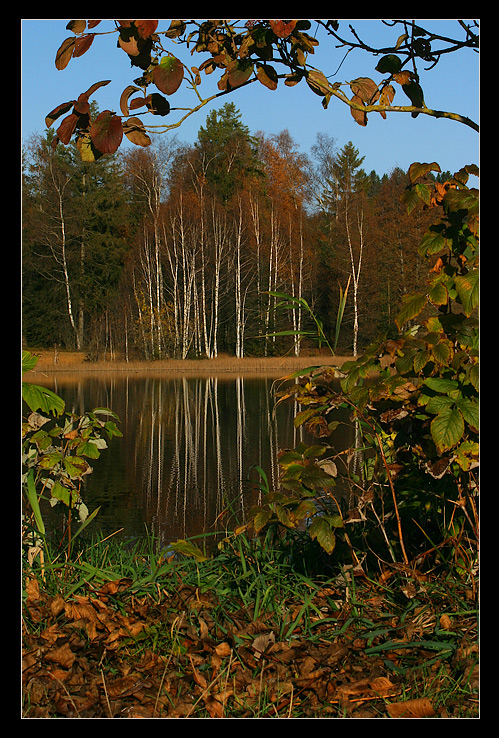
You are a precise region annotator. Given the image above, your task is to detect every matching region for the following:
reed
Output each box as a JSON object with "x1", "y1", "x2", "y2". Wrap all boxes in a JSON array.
[{"x1": 27, "y1": 350, "x2": 353, "y2": 376}]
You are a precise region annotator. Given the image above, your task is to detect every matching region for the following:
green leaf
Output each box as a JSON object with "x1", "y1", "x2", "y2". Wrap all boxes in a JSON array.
[
  {"x1": 431, "y1": 340, "x2": 452, "y2": 366},
  {"x1": 38, "y1": 451, "x2": 63, "y2": 469},
  {"x1": 455, "y1": 270, "x2": 479, "y2": 316},
  {"x1": 168, "y1": 539, "x2": 208, "y2": 562},
  {"x1": 455, "y1": 398, "x2": 479, "y2": 430},
  {"x1": 303, "y1": 445, "x2": 327, "y2": 458},
  {"x1": 22, "y1": 382, "x2": 65, "y2": 416},
  {"x1": 308, "y1": 518, "x2": 336, "y2": 554},
  {"x1": 293, "y1": 408, "x2": 319, "y2": 428},
  {"x1": 375, "y1": 54, "x2": 402, "y2": 74},
  {"x1": 24, "y1": 470, "x2": 45, "y2": 536},
  {"x1": 253, "y1": 508, "x2": 272, "y2": 533},
  {"x1": 51, "y1": 480, "x2": 79, "y2": 507},
  {"x1": 431, "y1": 407, "x2": 464, "y2": 453},
  {"x1": 419, "y1": 229, "x2": 448, "y2": 256},
  {"x1": 413, "y1": 349, "x2": 431, "y2": 373},
  {"x1": 63, "y1": 455, "x2": 90, "y2": 478},
  {"x1": 395, "y1": 292, "x2": 427, "y2": 329},
  {"x1": 408, "y1": 162, "x2": 441, "y2": 183},
  {"x1": 424, "y1": 377, "x2": 459, "y2": 394},
  {"x1": 22, "y1": 351, "x2": 39, "y2": 375},
  {"x1": 428, "y1": 281, "x2": 448, "y2": 306},
  {"x1": 425, "y1": 395, "x2": 454, "y2": 414},
  {"x1": 76, "y1": 439, "x2": 101, "y2": 459},
  {"x1": 414, "y1": 182, "x2": 431, "y2": 206}
]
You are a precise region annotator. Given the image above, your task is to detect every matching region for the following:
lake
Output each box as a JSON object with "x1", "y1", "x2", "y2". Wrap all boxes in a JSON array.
[{"x1": 31, "y1": 372, "x2": 355, "y2": 548}]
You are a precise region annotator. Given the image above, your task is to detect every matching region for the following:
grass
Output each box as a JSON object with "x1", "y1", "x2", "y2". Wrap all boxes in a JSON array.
[{"x1": 22, "y1": 526, "x2": 479, "y2": 718}]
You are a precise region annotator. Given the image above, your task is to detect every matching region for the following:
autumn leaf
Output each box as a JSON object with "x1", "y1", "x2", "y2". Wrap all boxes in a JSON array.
[
  {"x1": 90, "y1": 110, "x2": 123, "y2": 155},
  {"x1": 256, "y1": 63, "x2": 279, "y2": 90},
  {"x1": 73, "y1": 34, "x2": 95, "y2": 58},
  {"x1": 306, "y1": 69, "x2": 331, "y2": 97},
  {"x1": 123, "y1": 117, "x2": 151, "y2": 147},
  {"x1": 350, "y1": 77, "x2": 380, "y2": 104},
  {"x1": 270, "y1": 20, "x2": 297, "y2": 38},
  {"x1": 135, "y1": 20, "x2": 158, "y2": 39},
  {"x1": 350, "y1": 94, "x2": 367, "y2": 127},
  {"x1": 55, "y1": 37, "x2": 75, "y2": 70},
  {"x1": 153, "y1": 56, "x2": 184, "y2": 95},
  {"x1": 120, "y1": 85, "x2": 141, "y2": 116},
  {"x1": 408, "y1": 162, "x2": 441, "y2": 183},
  {"x1": 56, "y1": 113, "x2": 78, "y2": 144},
  {"x1": 45, "y1": 642, "x2": 76, "y2": 669},
  {"x1": 378, "y1": 83, "x2": 395, "y2": 117},
  {"x1": 45, "y1": 101, "x2": 75, "y2": 127},
  {"x1": 66, "y1": 19, "x2": 86, "y2": 34},
  {"x1": 386, "y1": 697, "x2": 435, "y2": 718},
  {"x1": 393, "y1": 70, "x2": 412, "y2": 86}
]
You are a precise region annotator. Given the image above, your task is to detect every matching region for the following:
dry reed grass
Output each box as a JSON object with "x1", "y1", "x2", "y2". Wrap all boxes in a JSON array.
[{"x1": 27, "y1": 349, "x2": 352, "y2": 378}]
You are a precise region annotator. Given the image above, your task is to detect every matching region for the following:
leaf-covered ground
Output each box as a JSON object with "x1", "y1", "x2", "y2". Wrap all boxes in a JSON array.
[{"x1": 22, "y1": 570, "x2": 478, "y2": 718}]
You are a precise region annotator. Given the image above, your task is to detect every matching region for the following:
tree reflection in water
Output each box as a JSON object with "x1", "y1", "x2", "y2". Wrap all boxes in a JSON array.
[{"x1": 38, "y1": 373, "x2": 354, "y2": 548}]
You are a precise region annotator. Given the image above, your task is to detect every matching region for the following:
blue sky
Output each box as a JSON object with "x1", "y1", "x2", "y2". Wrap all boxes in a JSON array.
[{"x1": 21, "y1": 19, "x2": 479, "y2": 177}]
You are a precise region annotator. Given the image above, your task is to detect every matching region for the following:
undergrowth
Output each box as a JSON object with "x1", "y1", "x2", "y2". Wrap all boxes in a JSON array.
[{"x1": 22, "y1": 527, "x2": 479, "y2": 718}]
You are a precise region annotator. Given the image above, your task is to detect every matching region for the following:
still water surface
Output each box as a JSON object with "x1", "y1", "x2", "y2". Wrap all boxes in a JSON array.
[{"x1": 37, "y1": 373, "x2": 354, "y2": 547}]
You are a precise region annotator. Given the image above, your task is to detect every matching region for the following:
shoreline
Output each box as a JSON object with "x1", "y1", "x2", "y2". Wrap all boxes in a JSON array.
[{"x1": 26, "y1": 350, "x2": 353, "y2": 377}]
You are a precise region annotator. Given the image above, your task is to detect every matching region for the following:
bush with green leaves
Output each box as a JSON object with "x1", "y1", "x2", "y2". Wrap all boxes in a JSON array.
[
  {"x1": 246, "y1": 162, "x2": 478, "y2": 573},
  {"x1": 22, "y1": 351, "x2": 122, "y2": 547}
]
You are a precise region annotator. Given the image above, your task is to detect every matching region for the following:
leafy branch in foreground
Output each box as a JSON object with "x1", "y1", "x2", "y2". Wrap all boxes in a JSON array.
[
  {"x1": 45, "y1": 20, "x2": 478, "y2": 160},
  {"x1": 22, "y1": 351, "x2": 123, "y2": 561},
  {"x1": 244, "y1": 161, "x2": 478, "y2": 571}
]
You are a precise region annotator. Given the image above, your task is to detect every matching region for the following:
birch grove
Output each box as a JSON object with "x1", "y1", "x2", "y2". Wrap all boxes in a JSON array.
[{"x1": 23, "y1": 111, "x2": 436, "y2": 357}]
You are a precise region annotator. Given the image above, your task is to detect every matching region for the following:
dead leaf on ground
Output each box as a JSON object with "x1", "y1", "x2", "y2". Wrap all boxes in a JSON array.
[{"x1": 386, "y1": 697, "x2": 435, "y2": 718}]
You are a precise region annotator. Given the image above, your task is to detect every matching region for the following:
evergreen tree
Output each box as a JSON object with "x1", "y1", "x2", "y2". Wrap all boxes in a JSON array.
[
  {"x1": 195, "y1": 102, "x2": 261, "y2": 203},
  {"x1": 22, "y1": 123, "x2": 129, "y2": 350}
]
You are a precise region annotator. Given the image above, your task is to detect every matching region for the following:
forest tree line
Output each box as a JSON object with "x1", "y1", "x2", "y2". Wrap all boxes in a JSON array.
[{"x1": 22, "y1": 102, "x2": 442, "y2": 360}]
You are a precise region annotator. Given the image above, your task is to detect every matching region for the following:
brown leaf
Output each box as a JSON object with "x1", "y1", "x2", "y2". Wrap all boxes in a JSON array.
[
  {"x1": 120, "y1": 85, "x2": 141, "y2": 116},
  {"x1": 256, "y1": 63, "x2": 278, "y2": 90},
  {"x1": 90, "y1": 110, "x2": 123, "y2": 155},
  {"x1": 45, "y1": 642, "x2": 76, "y2": 669},
  {"x1": 269, "y1": 20, "x2": 297, "y2": 38},
  {"x1": 379, "y1": 83, "x2": 395, "y2": 118},
  {"x1": 73, "y1": 34, "x2": 95, "y2": 58},
  {"x1": 153, "y1": 56, "x2": 184, "y2": 95},
  {"x1": 214, "y1": 642, "x2": 232, "y2": 658},
  {"x1": 350, "y1": 77, "x2": 379, "y2": 104},
  {"x1": 66, "y1": 20, "x2": 86, "y2": 34},
  {"x1": 393, "y1": 70, "x2": 412, "y2": 86},
  {"x1": 350, "y1": 95, "x2": 367, "y2": 127},
  {"x1": 55, "y1": 37, "x2": 75, "y2": 70},
  {"x1": 252, "y1": 631, "x2": 275, "y2": 655},
  {"x1": 135, "y1": 20, "x2": 158, "y2": 39},
  {"x1": 386, "y1": 697, "x2": 435, "y2": 718},
  {"x1": 106, "y1": 674, "x2": 149, "y2": 699},
  {"x1": 45, "y1": 101, "x2": 75, "y2": 128},
  {"x1": 50, "y1": 594, "x2": 66, "y2": 617},
  {"x1": 98, "y1": 578, "x2": 133, "y2": 597}
]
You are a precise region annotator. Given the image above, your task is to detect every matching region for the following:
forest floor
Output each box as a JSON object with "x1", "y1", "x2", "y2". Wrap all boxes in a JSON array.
[{"x1": 22, "y1": 535, "x2": 479, "y2": 719}]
